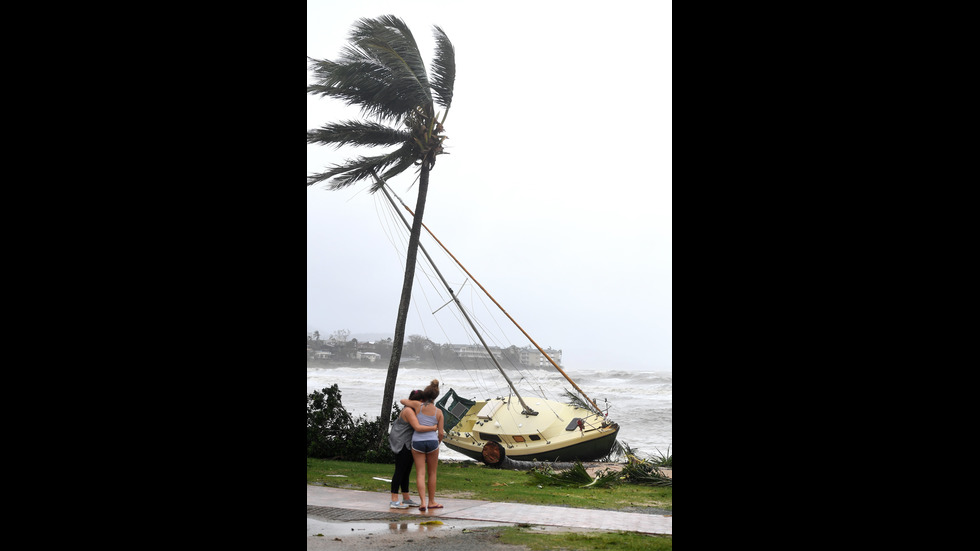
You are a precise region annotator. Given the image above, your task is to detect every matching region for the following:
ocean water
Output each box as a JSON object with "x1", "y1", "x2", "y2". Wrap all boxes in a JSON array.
[{"x1": 307, "y1": 364, "x2": 671, "y2": 462}]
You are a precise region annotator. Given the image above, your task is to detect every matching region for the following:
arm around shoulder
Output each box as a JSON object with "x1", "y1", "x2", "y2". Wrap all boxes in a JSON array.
[
  {"x1": 404, "y1": 407, "x2": 436, "y2": 432},
  {"x1": 399, "y1": 398, "x2": 422, "y2": 411}
]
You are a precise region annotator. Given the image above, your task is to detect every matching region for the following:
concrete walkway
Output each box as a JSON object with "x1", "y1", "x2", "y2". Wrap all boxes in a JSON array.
[{"x1": 307, "y1": 485, "x2": 672, "y2": 535}]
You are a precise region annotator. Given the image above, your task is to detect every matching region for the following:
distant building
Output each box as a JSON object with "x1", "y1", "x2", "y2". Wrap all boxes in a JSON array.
[
  {"x1": 314, "y1": 350, "x2": 332, "y2": 359},
  {"x1": 356, "y1": 351, "x2": 381, "y2": 362},
  {"x1": 519, "y1": 347, "x2": 562, "y2": 368},
  {"x1": 452, "y1": 344, "x2": 503, "y2": 361}
]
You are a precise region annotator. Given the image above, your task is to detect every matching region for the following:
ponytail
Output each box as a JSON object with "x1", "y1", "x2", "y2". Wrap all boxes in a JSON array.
[{"x1": 422, "y1": 379, "x2": 440, "y2": 401}]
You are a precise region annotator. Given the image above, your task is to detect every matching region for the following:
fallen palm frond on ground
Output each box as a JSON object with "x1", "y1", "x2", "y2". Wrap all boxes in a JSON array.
[
  {"x1": 621, "y1": 453, "x2": 672, "y2": 487},
  {"x1": 526, "y1": 449, "x2": 671, "y2": 489},
  {"x1": 527, "y1": 461, "x2": 593, "y2": 487}
]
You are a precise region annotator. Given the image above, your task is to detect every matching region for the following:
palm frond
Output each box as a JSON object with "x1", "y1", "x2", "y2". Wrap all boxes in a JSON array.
[
  {"x1": 349, "y1": 15, "x2": 432, "y2": 114},
  {"x1": 430, "y1": 25, "x2": 455, "y2": 110},
  {"x1": 563, "y1": 389, "x2": 589, "y2": 409},
  {"x1": 562, "y1": 389, "x2": 602, "y2": 416},
  {"x1": 650, "y1": 445, "x2": 671, "y2": 467},
  {"x1": 307, "y1": 121, "x2": 410, "y2": 149},
  {"x1": 585, "y1": 468, "x2": 623, "y2": 488},
  {"x1": 376, "y1": 154, "x2": 418, "y2": 190},
  {"x1": 308, "y1": 55, "x2": 418, "y2": 123},
  {"x1": 527, "y1": 462, "x2": 593, "y2": 487},
  {"x1": 621, "y1": 453, "x2": 672, "y2": 487},
  {"x1": 307, "y1": 145, "x2": 415, "y2": 190}
]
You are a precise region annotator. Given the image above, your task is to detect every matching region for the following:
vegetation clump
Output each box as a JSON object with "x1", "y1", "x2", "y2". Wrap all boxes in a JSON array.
[
  {"x1": 620, "y1": 455, "x2": 672, "y2": 487},
  {"x1": 306, "y1": 385, "x2": 397, "y2": 463},
  {"x1": 527, "y1": 445, "x2": 672, "y2": 489}
]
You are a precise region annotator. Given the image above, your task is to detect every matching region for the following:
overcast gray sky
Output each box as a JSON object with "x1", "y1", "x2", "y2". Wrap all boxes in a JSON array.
[{"x1": 307, "y1": 1, "x2": 671, "y2": 372}]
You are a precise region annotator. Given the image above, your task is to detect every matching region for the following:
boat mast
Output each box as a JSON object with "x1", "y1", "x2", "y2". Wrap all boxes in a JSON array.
[
  {"x1": 385, "y1": 185, "x2": 604, "y2": 415},
  {"x1": 379, "y1": 184, "x2": 538, "y2": 416}
]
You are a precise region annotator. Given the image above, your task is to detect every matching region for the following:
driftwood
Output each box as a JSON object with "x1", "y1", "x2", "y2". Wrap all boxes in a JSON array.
[{"x1": 479, "y1": 441, "x2": 578, "y2": 471}]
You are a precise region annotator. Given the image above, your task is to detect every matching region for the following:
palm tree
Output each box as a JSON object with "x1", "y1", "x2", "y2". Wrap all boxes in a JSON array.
[{"x1": 307, "y1": 15, "x2": 455, "y2": 443}]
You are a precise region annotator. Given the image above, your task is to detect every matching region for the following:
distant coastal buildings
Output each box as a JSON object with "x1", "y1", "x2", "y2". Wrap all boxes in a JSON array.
[
  {"x1": 307, "y1": 334, "x2": 561, "y2": 368},
  {"x1": 451, "y1": 343, "x2": 562, "y2": 367},
  {"x1": 519, "y1": 346, "x2": 563, "y2": 368}
]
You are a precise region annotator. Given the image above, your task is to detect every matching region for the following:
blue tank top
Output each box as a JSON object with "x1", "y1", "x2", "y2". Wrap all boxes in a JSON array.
[{"x1": 413, "y1": 407, "x2": 439, "y2": 442}]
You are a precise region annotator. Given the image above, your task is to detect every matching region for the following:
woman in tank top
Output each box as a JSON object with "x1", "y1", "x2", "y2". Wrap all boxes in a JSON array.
[
  {"x1": 400, "y1": 379, "x2": 445, "y2": 511},
  {"x1": 387, "y1": 389, "x2": 437, "y2": 508}
]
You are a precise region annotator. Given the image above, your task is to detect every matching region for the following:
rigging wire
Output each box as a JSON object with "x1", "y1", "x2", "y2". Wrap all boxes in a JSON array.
[
  {"x1": 372, "y1": 190, "x2": 569, "y2": 406},
  {"x1": 372, "y1": 193, "x2": 509, "y2": 399},
  {"x1": 371, "y1": 190, "x2": 586, "y2": 410}
]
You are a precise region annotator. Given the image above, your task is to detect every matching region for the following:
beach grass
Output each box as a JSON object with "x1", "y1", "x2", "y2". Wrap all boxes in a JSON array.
[{"x1": 307, "y1": 457, "x2": 671, "y2": 512}]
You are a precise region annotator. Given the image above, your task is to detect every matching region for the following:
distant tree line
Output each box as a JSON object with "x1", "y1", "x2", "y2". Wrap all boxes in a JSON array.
[{"x1": 307, "y1": 330, "x2": 527, "y2": 368}]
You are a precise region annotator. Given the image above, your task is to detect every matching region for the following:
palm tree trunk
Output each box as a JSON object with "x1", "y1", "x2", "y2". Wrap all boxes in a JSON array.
[{"x1": 378, "y1": 164, "x2": 430, "y2": 443}]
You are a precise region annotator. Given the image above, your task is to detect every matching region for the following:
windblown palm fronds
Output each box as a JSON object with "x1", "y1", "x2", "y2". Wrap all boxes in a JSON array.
[{"x1": 307, "y1": 15, "x2": 455, "y2": 191}]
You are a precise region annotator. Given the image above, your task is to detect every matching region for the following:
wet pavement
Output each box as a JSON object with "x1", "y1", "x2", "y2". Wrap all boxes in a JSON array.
[{"x1": 306, "y1": 484, "x2": 672, "y2": 536}]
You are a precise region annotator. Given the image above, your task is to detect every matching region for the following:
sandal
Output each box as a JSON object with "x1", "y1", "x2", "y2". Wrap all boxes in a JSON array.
[
  {"x1": 419, "y1": 506, "x2": 427, "y2": 512},
  {"x1": 428, "y1": 504, "x2": 444, "y2": 509}
]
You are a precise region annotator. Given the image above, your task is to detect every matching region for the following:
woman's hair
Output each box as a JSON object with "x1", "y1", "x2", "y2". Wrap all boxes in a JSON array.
[
  {"x1": 408, "y1": 389, "x2": 423, "y2": 400},
  {"x1": 421, "y1": 379, "x2": 440, "y2": 402}
]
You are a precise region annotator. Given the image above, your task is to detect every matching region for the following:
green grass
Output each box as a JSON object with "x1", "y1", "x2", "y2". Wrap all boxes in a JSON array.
[
  {"x1": 497, "y1": 526, "x2": 673, "y2": 550},
  {"x1": 307, "y1": 458, "x2": 671, "y2": 512}
]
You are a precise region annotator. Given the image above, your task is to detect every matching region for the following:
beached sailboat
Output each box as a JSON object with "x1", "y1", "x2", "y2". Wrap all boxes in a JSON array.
[
  {"x1": 436, "y1": 389, "x2": 620, "y2": 464},
  {"x1": 379, "y1": 185, "x2": 621, "y2": 464}
]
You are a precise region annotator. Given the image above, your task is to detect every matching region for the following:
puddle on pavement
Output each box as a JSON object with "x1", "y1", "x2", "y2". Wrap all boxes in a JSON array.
[{"x1": 307, "y1": 517, "x2": 511, "y2": 538}]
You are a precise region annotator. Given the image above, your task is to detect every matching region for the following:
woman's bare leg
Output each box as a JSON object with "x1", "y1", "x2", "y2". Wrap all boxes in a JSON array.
[
  {"x1": 426, "y1": 449, "x2": 441, "y2": 507},
  {"x1": 411, "y1": 449, "x2": 427, "y2": 508}
]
